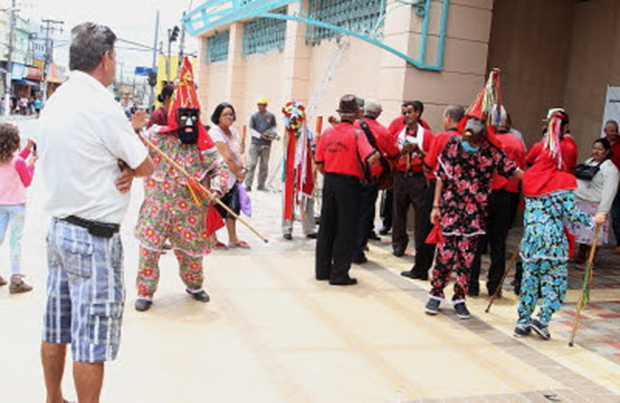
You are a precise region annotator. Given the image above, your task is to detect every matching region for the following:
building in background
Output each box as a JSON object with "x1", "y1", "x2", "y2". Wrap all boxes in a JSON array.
[{"x1": 183, "y1": 0, "x2": 618, "y2": 162}]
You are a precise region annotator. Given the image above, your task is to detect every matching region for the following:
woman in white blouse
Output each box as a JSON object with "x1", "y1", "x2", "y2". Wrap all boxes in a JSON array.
[
  {"x1": 209, "y1": 102, "x2": 250, "y2": 248},
  {"x1": 573, "y1": 138, "x2": 619, "y2": 266}
]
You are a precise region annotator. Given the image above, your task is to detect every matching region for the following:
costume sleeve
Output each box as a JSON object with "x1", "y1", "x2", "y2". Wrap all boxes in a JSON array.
[
  {"x1": 201, "y1": 147, "x2": 230, "y2": 194},
  {"x1": 494, "y1": 147, "x2": 518, "y2": 179},
  {"x1": 14, "y1": 157, "x2": 35, "y2": 187},
  {"x1": 436, "y1": 137, "x2": 457, "y2": 182},
  {"x1": 562, "y1": 192, "x2": 594, "y2": 227},
  {"x1": 598, "y1": 163, "x2": 619, "y2": 214}
]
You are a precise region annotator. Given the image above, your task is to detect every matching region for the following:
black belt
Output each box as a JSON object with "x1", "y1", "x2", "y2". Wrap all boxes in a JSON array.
[{"x1": 60, "y1": 216, "x2": 120, "y2": 238}]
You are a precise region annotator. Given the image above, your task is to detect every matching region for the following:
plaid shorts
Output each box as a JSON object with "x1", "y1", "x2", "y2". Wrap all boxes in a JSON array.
[{"x1": 42, "y1": 218, "x2": 125, "y2": 363}]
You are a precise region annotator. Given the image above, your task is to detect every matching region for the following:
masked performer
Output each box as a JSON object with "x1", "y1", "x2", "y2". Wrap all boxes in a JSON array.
[
  {"x1": 513, "y1": 112, "x2": 605, "y2": 340},
  {"x1": 134, "y1": 58, "x2": 230, "y2": 312},
  {"x1": 282, "y1": 101, "x2": 317, "y2": 240}
]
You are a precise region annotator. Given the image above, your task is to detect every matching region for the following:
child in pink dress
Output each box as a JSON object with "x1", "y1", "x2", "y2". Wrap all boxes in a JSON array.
[{"x1": 0, "y1": 123, "x2": 37, "y2": 293}]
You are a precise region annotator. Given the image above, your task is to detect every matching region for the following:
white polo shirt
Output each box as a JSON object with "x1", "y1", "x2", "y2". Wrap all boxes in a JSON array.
[{"x1": 38, "y1": 70, "x2": 148, "y2": 224}]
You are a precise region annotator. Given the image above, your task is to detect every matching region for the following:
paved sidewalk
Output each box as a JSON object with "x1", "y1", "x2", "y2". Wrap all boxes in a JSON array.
[{"x1": 0, "y1": 181, "x2": 618, "y2": 402}]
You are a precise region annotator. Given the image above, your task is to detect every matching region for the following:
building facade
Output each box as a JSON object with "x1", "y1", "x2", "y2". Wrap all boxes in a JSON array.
[{"x1": 185, "y1": 0, "x2": 616, "y2": 161}]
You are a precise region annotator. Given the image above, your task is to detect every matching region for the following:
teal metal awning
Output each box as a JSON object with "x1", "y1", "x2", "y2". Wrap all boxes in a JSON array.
[{"x1": 183, "y1": 0, "x2": 450, "y2": 71}]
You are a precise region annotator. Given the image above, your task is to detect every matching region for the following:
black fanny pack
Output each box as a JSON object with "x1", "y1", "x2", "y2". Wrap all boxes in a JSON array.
[
  {"x1": 61, "y1": 216, "x2": 120, "y2": 238},
  {"x1": 574, "y1": 160, "x2": 603, "y2": 181}
]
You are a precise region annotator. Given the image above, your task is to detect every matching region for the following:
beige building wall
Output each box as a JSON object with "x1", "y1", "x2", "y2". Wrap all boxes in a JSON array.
[
  {"x1": 488, "y1": 0, "x2": 620, "y2": 161},
  {"x1": 487, "y1": 0, "x2": 573, "y2": 149},
  {"x1": 195, "y1": 0, "x2": 497, "y2": 135}
]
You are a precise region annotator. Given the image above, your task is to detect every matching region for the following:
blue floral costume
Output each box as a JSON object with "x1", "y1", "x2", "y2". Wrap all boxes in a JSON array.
[{"x1": 517, "y1": 191, "x2": 593, "y2": 325}]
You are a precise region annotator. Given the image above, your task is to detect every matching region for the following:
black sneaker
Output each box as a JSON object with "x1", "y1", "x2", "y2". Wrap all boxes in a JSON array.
[
  {"x1": 453, "y1": 302, "x2": 471, "y2": 319},
  {"x1": 531, "y1": 319, "x2": 550, "y2": 340},
  {"x1": 425, "y1": 298, "x2": 440, "y2": 315},
  {"x1": 283, "y1": 233, "x2": 293, "y2": 240},
  {"x1": 513, "y1": 324, "x2": 531, "y2": 338}
]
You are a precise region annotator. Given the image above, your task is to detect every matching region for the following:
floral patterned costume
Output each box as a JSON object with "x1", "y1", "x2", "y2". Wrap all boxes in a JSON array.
[
  {"x1": 135, "y1": 128, "x2": 230, "y2": 298},
  {"x1": 431, "y1": 136, "x2": 516, "y2": 302},
  {"x1": 517, "y1": 191, "x2": 593, "y2": 325}
]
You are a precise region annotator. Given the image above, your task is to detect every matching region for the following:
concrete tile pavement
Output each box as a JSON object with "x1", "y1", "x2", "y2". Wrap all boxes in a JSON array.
[{"x1": 0, "y1": 178, "x2": 619, "y2": 402}]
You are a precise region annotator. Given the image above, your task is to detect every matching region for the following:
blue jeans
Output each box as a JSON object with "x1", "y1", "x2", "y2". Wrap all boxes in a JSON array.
[
  {"x1": 611, "y1": 191, "x2": 620, "y2": 246},
  {"x1": 0, "y1": 204, "x2": 26, "y2": 276}
]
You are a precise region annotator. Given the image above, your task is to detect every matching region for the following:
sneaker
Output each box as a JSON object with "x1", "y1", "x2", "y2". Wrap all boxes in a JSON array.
[
  {"x1": 283, "y1": 233, "x2": 293, "y2": 240},
  {"x1": 453, "y1": 302, "x2": 471, "y2": 319},
  {"x1": 531, "y1": 319, "x2": 550, "y2": 340},
  {"x1": 0, "y1": 275, "x2": 7, "y2": 287},
  {"x1": 9, "y1": 274, "x2": 33, "y2": 294},
  {"x1": 401, "y1": 270, "x2": 428, "y2": 281},
  {"x1": 425, "y1": 298, "x2": 440, "y2": 315},
  {"x1": 513, "y1": 323, "x2": 531, "y2": 338}
]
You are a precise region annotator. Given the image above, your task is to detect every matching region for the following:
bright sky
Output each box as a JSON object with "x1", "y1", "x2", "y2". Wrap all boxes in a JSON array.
[{"x1": 17, "y1": 0, "x2": 200, "y2": 81}]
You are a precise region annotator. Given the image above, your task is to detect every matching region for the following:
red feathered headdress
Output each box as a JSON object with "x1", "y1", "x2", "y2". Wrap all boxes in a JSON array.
[
  {"x1": 165, "y1": 57, "x2": 214, "y2": 151},
  {"x1": 458, "y1": 68, "x2": 503, "y2": 147}
]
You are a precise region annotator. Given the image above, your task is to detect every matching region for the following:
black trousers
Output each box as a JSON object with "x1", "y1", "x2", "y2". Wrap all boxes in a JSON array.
[
  {"x1": 380, "y1": 188, "x2": 393, "y2": 230},
  {"x1": 411, "y1": 179, "x2": 436, "y2": 275},
  {"x1": 470, "y1": 190, "x2": 514, "y2": 293},
  {"x1": 315, "y1": 173, "x2": 362, "y2": 281},
  {"x1": 354, "y1": 183, "x2": 380, "y2": 260},
  {"x1": 392, "y1": 171, "x2": 427, "y2": 253}
]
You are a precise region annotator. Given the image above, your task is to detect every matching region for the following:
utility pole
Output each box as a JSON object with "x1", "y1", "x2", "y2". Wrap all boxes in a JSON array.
[
  {"x1": 149, "y1": 10, "x2": 159, "y2": 108},
  {"x1": 41, "y1": 19, "x2": 63, "y2": 103},
  {"x1": 178, "y1": 11, "x2": 186, "y2": 64},
  {"x1": 3, "y1": 0, "x2": 17, "y2": 116}
]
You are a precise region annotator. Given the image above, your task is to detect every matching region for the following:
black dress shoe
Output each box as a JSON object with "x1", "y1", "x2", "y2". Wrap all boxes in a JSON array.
[
  {"x1": 392, "y1": 249, "x2": 405, "y2": 257},
  {"x1": 379, "y1": 227, "x2": 390, "y2": 235},
  {"x1": 283, "y1": 233, "x2": 293, "y2": 240},
  {"x1": 187, "y1": 289, "x2": 210, "y2": 302},
  {"x1": 135, "y1": 299, "x2": 152, "y2": 312},
  {"x1": 352, "y1": 255, "x2": 368, "y2": 264},
  {"x1": 400, "y1": 270, "x2": 428, "y2": 281},
  {"x1": 315, "y1": 276, "x2": 330, "y2": 281},
  {"x1": 329, "y1": 277, "x2": 358, "y2": 286},
  {"x1": 368, "y1": 232, "x2": 381, "y2": 241},
  {"x1": 306, "y1": 233, "x2": 317, "y2": 239}
]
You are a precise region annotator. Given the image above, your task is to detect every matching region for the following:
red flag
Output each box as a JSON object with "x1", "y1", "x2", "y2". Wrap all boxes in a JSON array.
[{"x1": 206, "y1": 204, "x2": 225, "y2": 237}]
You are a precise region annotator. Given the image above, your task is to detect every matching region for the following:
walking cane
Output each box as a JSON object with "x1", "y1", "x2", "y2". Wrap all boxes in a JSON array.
[
  {"x1": 139, "y1": 132, "x2": 269, "y2": 244},
  {"x1": 569, "y1": 225, "x2": 601, "y2": 347},
  {"x1": 485, "y1": 241, "x2": 522, "y2": 313}
]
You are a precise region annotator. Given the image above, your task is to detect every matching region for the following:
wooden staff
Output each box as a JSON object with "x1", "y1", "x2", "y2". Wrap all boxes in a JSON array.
[
  {"x1": 314, "y1": 116, "x2": 323, "y2": 145},
  {"x1": 569, "y1": 225, "x2": 601, "y2": 347},
  {"x1": 485, "y1": 241, "x2": 522, "y2": 313},
  {"x1": 139, "y1": 132, "x2": 269, "y2": 244}
]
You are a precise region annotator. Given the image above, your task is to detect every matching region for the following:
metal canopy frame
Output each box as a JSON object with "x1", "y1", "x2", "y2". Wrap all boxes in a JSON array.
[{"x1": 183, "y1": 0, "x2": 450, "y2": 71}]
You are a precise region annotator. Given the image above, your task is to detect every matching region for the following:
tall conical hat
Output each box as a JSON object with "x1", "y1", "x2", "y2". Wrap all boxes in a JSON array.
[{"x1": 166, "y1": 57, "x2": 214, "y2": 150}]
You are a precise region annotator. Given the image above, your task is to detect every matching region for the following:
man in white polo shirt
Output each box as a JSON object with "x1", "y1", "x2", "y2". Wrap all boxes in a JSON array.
[{"x1": 38, "y1": 22, "x2": 153, "y2": 403}]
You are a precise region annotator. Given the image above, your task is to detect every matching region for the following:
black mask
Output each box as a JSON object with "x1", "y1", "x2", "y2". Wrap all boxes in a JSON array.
[{"x1": 177, "y1": 108, "x2": 200, "y2": 144}]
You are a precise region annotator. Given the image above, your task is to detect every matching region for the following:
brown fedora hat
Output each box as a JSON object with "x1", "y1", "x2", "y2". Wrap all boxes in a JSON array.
[{"x1": 336, "y1": 94, "x2": 360, "y2": 114}]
